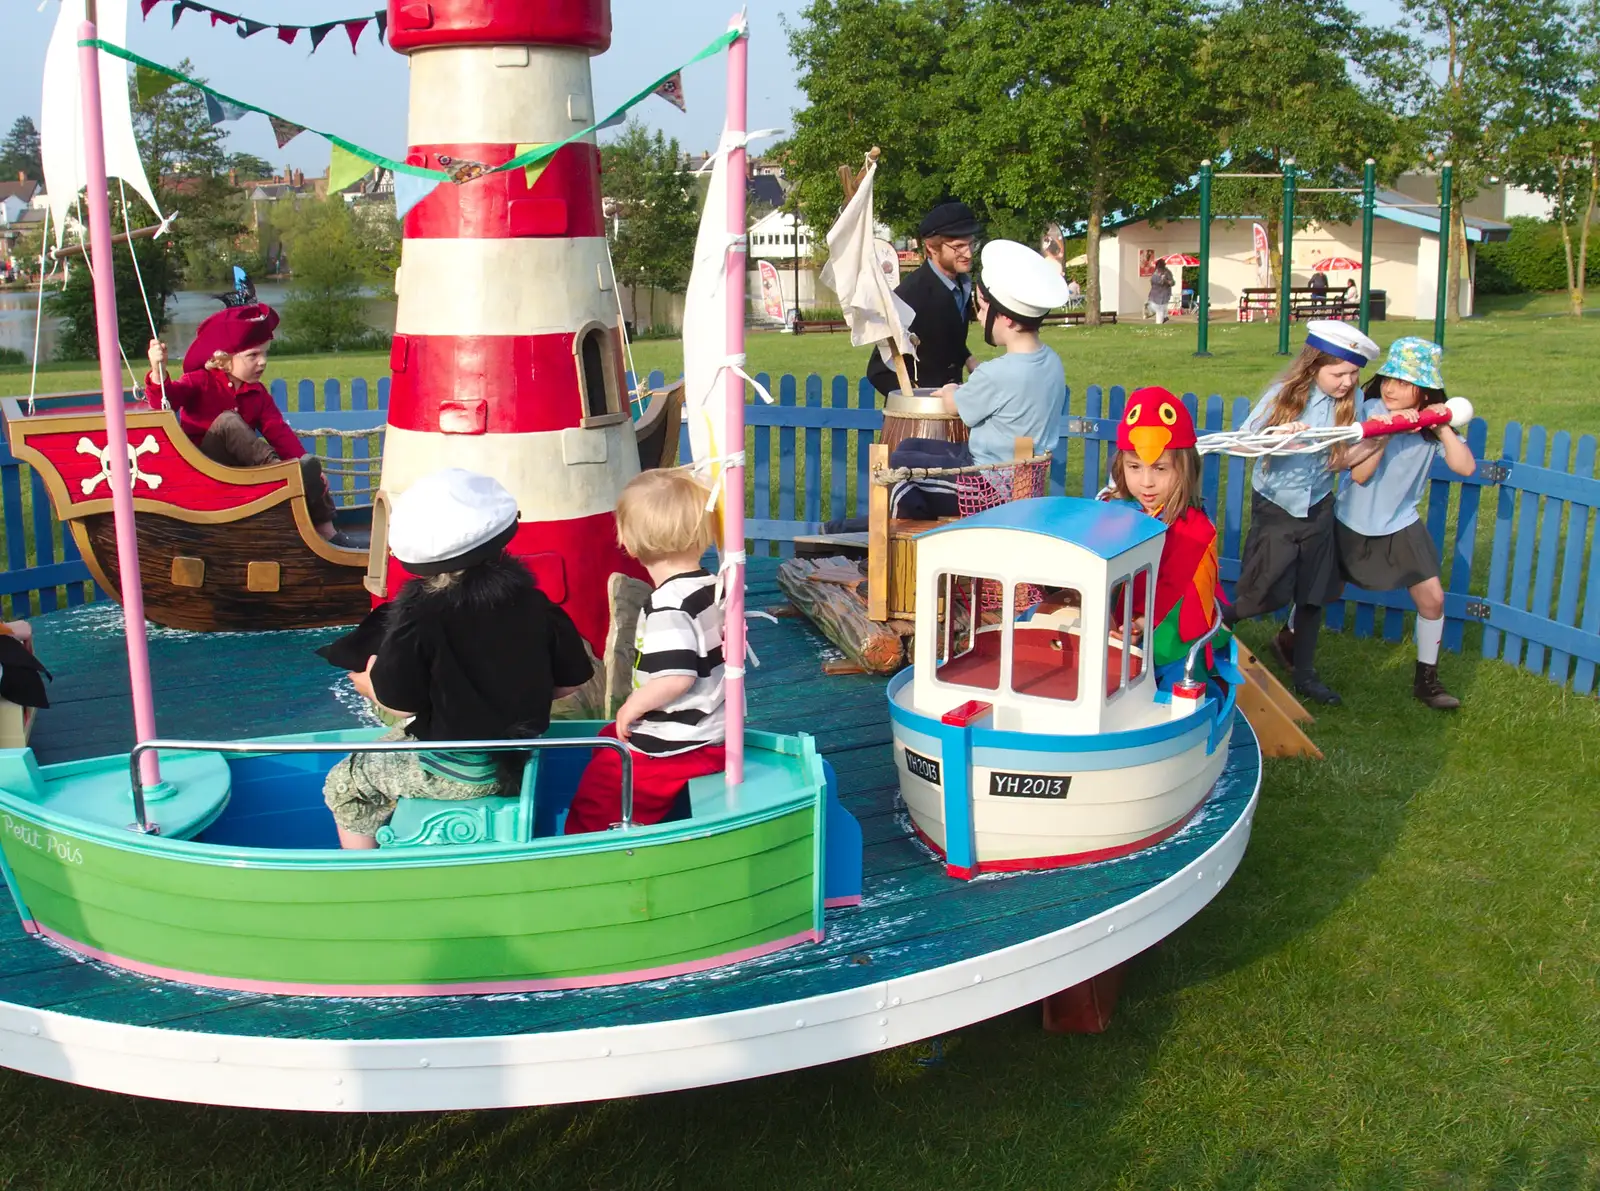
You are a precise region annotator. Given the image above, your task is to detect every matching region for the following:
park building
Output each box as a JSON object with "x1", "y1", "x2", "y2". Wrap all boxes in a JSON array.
[{"x1": 1099, "y1": 176, "x2": 1519, "y2": 323}]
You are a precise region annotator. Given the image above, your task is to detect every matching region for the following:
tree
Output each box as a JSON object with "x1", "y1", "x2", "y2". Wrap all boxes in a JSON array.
[
  {"x1": 270, "y1": 198, "x2": 387, "y2": 353},
  {"x1": 783, "y1": 0, "x2": 968, "y2": 238},
  {"x1": 1202, "y1": 0, "x2": 1417, "y2": 279},
  {"x1": 946, "y1": 0, "x2": 1215, "y2": 325},
  {"x1": 601, "y1": 121, "x2": 700, "y2": 330},
  {"x1": 0, "y1": 116, "x2": 42, "y2": 183},
  {"x1": 1398, "y1": 0, "x2": 1576, "y2": 320},
  {"x1": 127, "y1": 62, "x2": 249, "y2": 289},
  {"x1": 45, "y1": 238, "x2": 178, "y2": 361},
  {"x1": 1504, "y1": 0, "x2": 1598, "y2": 316},
  {"x1": 224, "y1": 153, "x2": 274, "y2": 182}
]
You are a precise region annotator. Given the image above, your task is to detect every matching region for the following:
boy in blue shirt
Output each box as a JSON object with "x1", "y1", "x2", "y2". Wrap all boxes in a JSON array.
[{"x1": 888, "y1": 241, "x2": 1068, "y2": 518}]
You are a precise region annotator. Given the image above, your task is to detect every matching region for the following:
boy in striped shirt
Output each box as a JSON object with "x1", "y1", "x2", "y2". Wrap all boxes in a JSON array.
[{"x1": 565, "y1": 470, "x2": 727, "y2": 833}]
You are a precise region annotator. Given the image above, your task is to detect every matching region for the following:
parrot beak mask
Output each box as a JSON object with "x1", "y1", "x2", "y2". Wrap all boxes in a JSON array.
[{"x1": 1128, "y1": 425, "x2": 1171, "y2": 465}]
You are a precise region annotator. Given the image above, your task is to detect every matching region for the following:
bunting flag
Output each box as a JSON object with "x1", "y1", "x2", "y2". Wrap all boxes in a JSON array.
[
  {"x1": 203, "y1": 93, "x2": 250, "y2": 124},
  {"x1": 327, "y1": 144, "x2": 372, "y2": 195},
  {"x1": 268, "y1": 116, "x2": 305, "y2": 148},
  {"x1": 139, "y1": 2, "x2": 389, "y2": 52},
  {"x1": 654, "y1": 72, "x2": 687, "y2": 113},
  {"x1": 134, "y1": 63, "x2": 177, "y2": 102},
  {"x1": 82, "y1": 27, "x2": 744, "y2": 200},
  {"x1": 393, "y1": 173, "x2": 442, "y2": 221}
]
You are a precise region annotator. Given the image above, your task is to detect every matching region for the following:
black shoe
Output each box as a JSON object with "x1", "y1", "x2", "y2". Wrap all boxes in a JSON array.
[
  {"x1": 1271, "y1": 626, "x2": 1296, "y2": 673},
  {"x1": 1413, "y1": 662, "x2": 1460, "y2": 710},
  {"x1": 1293, "y1": 673, "x2": 1342, "y2": 706},
  {"x1": 330, "y1": 530, "x2": 369, "y2": 551}
]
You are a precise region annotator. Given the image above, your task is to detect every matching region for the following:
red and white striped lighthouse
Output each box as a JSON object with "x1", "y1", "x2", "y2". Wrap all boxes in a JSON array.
[{"x1": 382, "y1": 0, "x2": 645, "y2": 654}]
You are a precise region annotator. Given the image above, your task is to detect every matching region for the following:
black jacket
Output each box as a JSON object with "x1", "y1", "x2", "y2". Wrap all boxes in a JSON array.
[
  {"x1": 322, "y1": 554, "x2": 593, "y2": 742},
  {"x1": 866, "y1": 261, "x2": 973, "y2": 397}
]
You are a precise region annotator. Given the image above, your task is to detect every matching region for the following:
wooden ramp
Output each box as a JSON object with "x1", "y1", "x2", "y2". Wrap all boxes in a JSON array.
[{"x1": 1233, "y1": 642, "x2": 1322, "y2": 759}]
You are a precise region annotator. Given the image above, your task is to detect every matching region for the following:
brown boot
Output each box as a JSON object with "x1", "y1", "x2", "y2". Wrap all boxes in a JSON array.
[
  {"x1": 200, "y1": 410, "x2": 280, "y2": 468},
  {"x1": 1413, "y1": 662, "x2": 1460, "y2": 710}
]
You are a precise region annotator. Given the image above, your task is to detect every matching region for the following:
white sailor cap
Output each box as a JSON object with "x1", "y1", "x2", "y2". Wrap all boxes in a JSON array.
[
  {"x1": 389, "y1": 468, "x2": 520, "y2": 575},
  {"x1": 1304, "y1": 320, "x2": 1380, "y2": 367},
  {"x1": 978, "y1": 240, "x2": 1071, "y2": 319}
]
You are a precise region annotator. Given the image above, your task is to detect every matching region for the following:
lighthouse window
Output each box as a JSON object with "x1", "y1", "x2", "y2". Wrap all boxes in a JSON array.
[
  {"x1": 573, "y1": 322, "x2": 623, "y2": 424},
  {"x1": 933, "y1": 572, "x2": 1000, "y2": 691}
]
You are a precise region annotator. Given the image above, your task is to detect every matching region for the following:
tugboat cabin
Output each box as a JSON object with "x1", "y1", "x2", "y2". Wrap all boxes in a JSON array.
[{"x1": 910, "y1": 498, "x2": 1166, "y2": 734}]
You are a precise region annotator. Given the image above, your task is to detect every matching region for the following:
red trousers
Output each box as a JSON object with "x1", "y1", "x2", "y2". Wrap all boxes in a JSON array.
[{"x1": 564, "y1": 723, "x2": 726, "y2": 834}]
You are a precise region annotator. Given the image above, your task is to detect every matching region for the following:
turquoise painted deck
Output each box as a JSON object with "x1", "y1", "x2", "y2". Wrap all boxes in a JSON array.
[{"x1": 0, "y1": 560, "x2": 1258, "y2": 1042}]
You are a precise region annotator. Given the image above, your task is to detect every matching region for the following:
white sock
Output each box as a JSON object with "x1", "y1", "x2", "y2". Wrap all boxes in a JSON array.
[{"x1": 1416, "y1": 615, "x2": 1444, "y2": 665}]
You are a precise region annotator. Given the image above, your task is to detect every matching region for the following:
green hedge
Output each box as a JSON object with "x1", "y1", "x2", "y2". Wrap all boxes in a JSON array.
[{"x1": 1477, "y1": 217, "x2": 1600, "y2": 294}]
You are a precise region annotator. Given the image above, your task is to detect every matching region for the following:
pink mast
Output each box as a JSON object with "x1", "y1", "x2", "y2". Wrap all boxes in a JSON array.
[
  {"x1": 722, "y1": 18, "x2": 749, "y2": 786},
  {"x1": 77, "y1": 19, "x2": 161, "y2": 789}
]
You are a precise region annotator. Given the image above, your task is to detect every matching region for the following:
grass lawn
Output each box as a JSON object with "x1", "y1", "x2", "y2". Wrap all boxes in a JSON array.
[
  {"x1": 0, "y1": 300, "x2": 1595, "y2": 1187},
  {"x1": 0, "y1": 625, "x2": 1594, "y2": 1190}
]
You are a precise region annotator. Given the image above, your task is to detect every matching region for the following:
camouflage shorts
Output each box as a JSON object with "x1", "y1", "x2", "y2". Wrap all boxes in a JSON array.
[{"x1": 322, "y1": 728, "x2": 510, "y2": 835}]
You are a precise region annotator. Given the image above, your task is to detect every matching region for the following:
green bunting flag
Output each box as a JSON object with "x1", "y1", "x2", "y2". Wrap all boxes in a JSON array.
[
  {"x1": 327, "y1": 144, "x2": 372, "y2": 195},
  {"x1": 134, "y1": 64, "x2": 177, "y2": 102}
]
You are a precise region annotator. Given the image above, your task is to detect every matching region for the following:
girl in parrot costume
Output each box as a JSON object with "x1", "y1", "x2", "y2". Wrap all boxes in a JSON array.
[{"x1": 1103, "y1": 386, "x2": 1230, "y2": 677}]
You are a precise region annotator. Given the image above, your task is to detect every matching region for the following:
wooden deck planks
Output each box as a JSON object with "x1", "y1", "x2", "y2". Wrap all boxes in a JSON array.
[{"x1": 0, "y1": 560, "x2": 1257, "y2": 1042}]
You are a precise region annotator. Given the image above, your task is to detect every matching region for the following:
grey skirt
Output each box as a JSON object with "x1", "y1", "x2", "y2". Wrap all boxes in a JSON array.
[
  {"x1": 1232, "y1": 492, "x2": 1343, "y2": 618},
  {"x1": 1337, "y1": 518, "x2": 1440, "y2": 591}
]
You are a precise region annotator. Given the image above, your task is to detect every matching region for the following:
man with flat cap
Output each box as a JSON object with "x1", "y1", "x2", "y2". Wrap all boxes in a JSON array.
[{"x1": 866, "y1": 200, "x2": 982, "y2": 397}]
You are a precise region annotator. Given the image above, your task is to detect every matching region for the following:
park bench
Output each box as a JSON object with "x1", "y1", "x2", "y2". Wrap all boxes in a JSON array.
[
  {"x1": 1041, "y1": 310, "x2": 1119, "y2": 326},
  {"x1": 792, "y1": 315, "x2": 850, "y2": 334}
]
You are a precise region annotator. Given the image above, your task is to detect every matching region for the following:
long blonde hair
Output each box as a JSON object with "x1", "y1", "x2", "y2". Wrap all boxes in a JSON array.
[
  {"x1": 1108, "y1": 447, "x2": 1204, "y2": 526},
  {"x1": 1261, "y1": 346, "x2": 1359, "y2": 470}
]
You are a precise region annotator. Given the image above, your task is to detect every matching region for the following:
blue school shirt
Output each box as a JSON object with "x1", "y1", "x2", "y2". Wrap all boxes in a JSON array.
[
  {"x1": 954, "y1": 346, "x2": 1065, "y2": 467},
  {"x1": 1245, "y1": 382, "x2": 1339, "y2": 517},
  {"x1": 1336, "y1": 397, "x2": 1440, "y2": 538}
]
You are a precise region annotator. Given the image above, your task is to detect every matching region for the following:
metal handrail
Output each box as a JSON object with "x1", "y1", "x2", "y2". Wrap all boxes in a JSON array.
[
  {"x1": 1183, "y1": 616, "x2": 1226, "y2": 685},
  {"x1": 127, "y1": 736, "x2": 634, "y2": 837}
]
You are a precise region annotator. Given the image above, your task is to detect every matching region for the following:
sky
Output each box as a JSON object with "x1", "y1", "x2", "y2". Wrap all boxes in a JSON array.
[
  {"x1": 3, "y1": 0, "x2": 811, "y2": 177},
  {"x1": 3, "y1": 0, "x2": 1405, "y2": 182}
]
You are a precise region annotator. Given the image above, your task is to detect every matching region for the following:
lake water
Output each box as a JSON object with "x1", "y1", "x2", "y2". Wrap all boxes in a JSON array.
[{"x1": 0, "y1": 282, "x2": 397, "y2": 365}]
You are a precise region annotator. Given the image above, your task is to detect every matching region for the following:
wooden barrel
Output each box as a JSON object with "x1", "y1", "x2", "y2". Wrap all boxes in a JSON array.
[{"x1": 880, "y1": 390, "x2": 970, "y2": 454}]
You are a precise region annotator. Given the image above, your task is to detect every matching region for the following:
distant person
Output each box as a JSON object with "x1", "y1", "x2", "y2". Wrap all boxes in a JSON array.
[
  {"x1": 1309, "y1": 271, "x2": 1329, "y2": 305},
  {"x1": 866, "y1": 201, "x2": 982, "y2": 397},
  {"x1": 1146, "y1": 261, "x2": 1174, "y2": 324},
  {"x1": 1065, "y1": 277, "x2": 1083, "y2": 308}
]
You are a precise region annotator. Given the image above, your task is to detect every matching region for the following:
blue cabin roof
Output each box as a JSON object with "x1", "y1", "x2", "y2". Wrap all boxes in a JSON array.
[{"x1": 918, "y1": 496, "x2": 1166, "y2": 560}]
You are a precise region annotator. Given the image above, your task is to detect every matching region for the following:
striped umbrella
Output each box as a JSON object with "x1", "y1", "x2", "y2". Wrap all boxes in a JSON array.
[{"x1": 1312, "y1": 256, "x2": 1362, "y2": 272}]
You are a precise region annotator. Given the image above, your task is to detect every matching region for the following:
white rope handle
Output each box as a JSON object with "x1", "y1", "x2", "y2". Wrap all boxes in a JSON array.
[
  {"x1": 118, "y1": 179, "x2": 167, "y2": 411},
  {"x1": 26, "y1": 206, "x2": 52, "y2": 416}
]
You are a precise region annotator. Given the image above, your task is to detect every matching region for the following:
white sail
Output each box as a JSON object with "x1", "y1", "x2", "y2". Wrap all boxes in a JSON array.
[
  {"x1": 681, "y1": 133, "x2": 733, "y2": 507},
  {"x1": 41, "y1": 0, "x2": 164, "y2": 247}
]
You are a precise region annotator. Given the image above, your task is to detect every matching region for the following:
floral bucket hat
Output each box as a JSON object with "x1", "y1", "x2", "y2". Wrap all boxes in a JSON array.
[{"x1": 1376, "y1": 337, "x2": 1444, "y2": 391}]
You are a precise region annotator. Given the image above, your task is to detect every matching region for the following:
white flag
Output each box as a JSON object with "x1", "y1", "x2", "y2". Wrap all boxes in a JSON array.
[
  {"x1": 818, "y1": 162, "x2": 915, "y2": 371},
  {"x1": 41, "y1": 0, "x2": 164, "y2": 247}
]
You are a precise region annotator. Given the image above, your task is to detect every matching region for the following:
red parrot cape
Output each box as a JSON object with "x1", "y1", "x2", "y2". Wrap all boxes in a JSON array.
[{"x1": 1147, "y1": 506, "x2": 1228, "y2": 670}]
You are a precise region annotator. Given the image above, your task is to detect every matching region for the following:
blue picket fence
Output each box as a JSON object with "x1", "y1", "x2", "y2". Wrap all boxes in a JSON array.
[{"x1": 2, "y1": 373, "x2": 1597, "y2": 695}]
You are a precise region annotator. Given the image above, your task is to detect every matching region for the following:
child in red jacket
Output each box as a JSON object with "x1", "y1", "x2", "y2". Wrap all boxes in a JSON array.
[{"x1": 145, "y1": 304, "x2": 338, "y2": 541}]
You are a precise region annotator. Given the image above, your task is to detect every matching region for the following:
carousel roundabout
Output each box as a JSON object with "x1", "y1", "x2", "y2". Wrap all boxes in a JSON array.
[{"x1": 0, "y1": 562, "x2": 1260, "y2": 1112}]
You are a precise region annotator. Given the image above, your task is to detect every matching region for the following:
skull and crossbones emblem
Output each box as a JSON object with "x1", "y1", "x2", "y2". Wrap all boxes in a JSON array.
[{"x1": 76, "y1": 435, "x2": 163, "y2": 496}]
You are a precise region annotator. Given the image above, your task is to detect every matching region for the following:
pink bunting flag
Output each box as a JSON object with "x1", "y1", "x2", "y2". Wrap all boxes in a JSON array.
[
  {"x1": 343, "y1": 18, "x2": 370, "y2": 51},
  {"x1": 209, "y1": 9, "x2": 238, "y2": 27},
  {"x1": 139, "y1": 0, "x2": 161, "y2": 17},
  {"x1": 654, "y1": 72, "x2": 687, "y2": 112},
  {"x1": 277, "y1": 25, "x2": 299, "y2": 45}
]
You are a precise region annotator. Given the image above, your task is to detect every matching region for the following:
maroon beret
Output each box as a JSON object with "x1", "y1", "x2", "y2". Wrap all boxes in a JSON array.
[{"x1": 182, "y1": 304, "x2": 280, "y2": 373}]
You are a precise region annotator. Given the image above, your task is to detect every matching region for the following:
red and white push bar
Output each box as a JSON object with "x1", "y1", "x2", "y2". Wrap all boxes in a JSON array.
[{"x1": 1195, "y1": 397, "x2": 1473, "y2": 459}]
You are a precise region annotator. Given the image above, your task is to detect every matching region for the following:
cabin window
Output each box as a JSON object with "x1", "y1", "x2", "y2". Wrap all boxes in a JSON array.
[
  {"x1": 573, "y1": 321, "x2": 623, "y2": 424},
  {"x1": 1106, "y1": 569, "x2": 1150, "y2": 701},
  {"x1": 1009, "y1": 582, "x2": 1084, "y2": 704},
  {"x1": 933, "y1": 572, "x2": 1000, "y2": 691}
]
